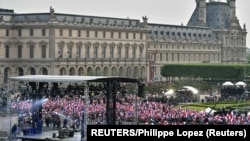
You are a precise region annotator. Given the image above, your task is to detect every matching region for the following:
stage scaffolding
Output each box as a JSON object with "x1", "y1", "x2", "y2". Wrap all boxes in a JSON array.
[{"x1": 8, "y1": 75, "x2": 141, "y2": 138}]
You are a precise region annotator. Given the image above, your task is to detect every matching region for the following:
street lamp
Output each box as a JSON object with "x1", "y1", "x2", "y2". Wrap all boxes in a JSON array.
[
  {"x1": 245, "y1": 93, "x2": 248, "y2": 107},
  {"x1": 236, "y1": 90, "x2": 249, "y2": 110},
  {"x1": 243, "y1": 57, "x2": 250, "y2": 83}
]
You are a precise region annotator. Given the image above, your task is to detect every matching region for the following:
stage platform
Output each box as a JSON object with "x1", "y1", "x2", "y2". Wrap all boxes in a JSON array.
[
  {"x1": 0, "y1": 114, "x2": 86, "y2": 141},
  {"x1": 16, "y1": 130, "x2": 85, "y2": 141}
]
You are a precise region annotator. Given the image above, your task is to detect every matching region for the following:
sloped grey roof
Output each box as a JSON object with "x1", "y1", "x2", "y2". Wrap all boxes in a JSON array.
[
  {"x1": 2, "y1": 12, "x2": 141, "y2": 27},
  {"x1": 187, "y1": 2, "x2": 230, "y2": 29},
  {"x1": 13, "y1": 13, "x2": 51, "y2": 22},
  {"x1": 147, "y1": 23, "x2": 218, "y2": 41}
]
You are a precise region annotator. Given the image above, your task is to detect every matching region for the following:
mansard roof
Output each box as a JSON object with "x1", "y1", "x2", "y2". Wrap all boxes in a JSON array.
[
  {"x1": 187, "y1": 1, "x2": 231, "y2": 29},
  {"x1": 1, "y1": 11, "x2": 142, "y2": 27},
  {"x1": 147, "y1": 23, "x2": 218, "y2": 42}
]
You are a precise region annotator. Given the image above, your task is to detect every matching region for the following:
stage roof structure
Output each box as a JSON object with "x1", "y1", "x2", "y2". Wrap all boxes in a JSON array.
[
  {"x1": 8, "y1": 75, "x2": 139, "y2": 83},
  {"x1": 8, "y1": 75, "x2": 141, "y2": 126}
]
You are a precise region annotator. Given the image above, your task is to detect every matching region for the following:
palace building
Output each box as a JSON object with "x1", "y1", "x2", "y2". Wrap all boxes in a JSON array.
[{"x1": 0, "y1": 0, "x2": 247, "y2": 85}]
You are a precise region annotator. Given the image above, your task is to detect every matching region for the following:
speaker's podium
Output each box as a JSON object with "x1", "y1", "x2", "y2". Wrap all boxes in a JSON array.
[{"x1": 58, "y1": 127, "x2": 74, "y2": 138}]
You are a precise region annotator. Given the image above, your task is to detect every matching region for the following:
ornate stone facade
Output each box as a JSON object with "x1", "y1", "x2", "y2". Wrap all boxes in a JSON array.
[
  {"x1": 148, "y1": 0, "x2": 247, "y2": 81},
  {"x1": 0, "y1": 0, "x2": 247, "y2": 85}
]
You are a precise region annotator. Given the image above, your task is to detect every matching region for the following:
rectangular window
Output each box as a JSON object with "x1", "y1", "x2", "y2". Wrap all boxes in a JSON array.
[
  {"x1": 42, "y1": 29, "x2": 46, "y2": 36},
  {"x1": 60, "y1": 29, "x2": 63, "y2": 36},
  {"x1": 95, "y1": 31, "x2": 98, "y2": 38},
  {"x1": 94, "y1": 46, "x2": 98, "y2": 58},
  {"x1": 140, "y1": 33, "x2": 143, "y2": 40},
  {"x1": 133, "y1": 33, "x2": 136, "y2": 39},
  {"x1": 30, "y1": 29, "x2": 33, "y2": 36},
  {"x1": 119, "y1": 32, "x2": 121, "y2": 39},
  {"x1": 132, "y1": 47, "x2": 136, "y2": 58},
  {"x1": 18, "y1": 45, "x2": 22, "y2": 58},
  {"x1": 139, "y1": 47, "x2": 143, "y2": 58},
  {"x1": 58, "y1": 45, "x2": 63, "y2": 58},
  {"x1": 125, "y1": 47, "x2": 129, "y2": 58},
  {"x1": 111, "y1": 32, "x2": 113, "y2": 38},
  {"x1": 126, "y1": 32, "x2": 129, "y2": 39},
  {"x1": 42, "y1": 45, "x2": 46, "y2": 58},
  {"x1": 118, "y1": 47, "x2": 121, "y2": 58},
  {"x1": 102, "y1": 47, "x2": 106, "y2": 58},
  {"x1": 103, "y1": 31, "x2": 106, "y2": 38},
  {"x1": 18, "y1": 29, "x2": 22, "y2": 36},
  {"x1": 77, "y1": 46, "x2": 81, "y2": 58},
  {"x1": 69, "y1": 29, "x2": 72, "y2": 37},
  {"x1": 5, "y1": 45, "x2": 9, "y2": 58},
  {"x1": 78, "y1": 30, "x2": 81, "y2": 37},
  {"x1": 30, "y1": 45, "x2": 34, "y2": 58},
  {"x1": 86, "y1": 46, "x2": 90, "y2": 58},
  {"x1": 68, "y1": 47, "x2": 72, "y2": 58},
  {"x1": 86, "y1": 30, "x2": 89, "y2": 37},
  {"x1": 110, "y1": 47, "x2": 114, "y2": 58},
  {"x1": 6, "y1": 29, "x2": 9, "y2": 36}
]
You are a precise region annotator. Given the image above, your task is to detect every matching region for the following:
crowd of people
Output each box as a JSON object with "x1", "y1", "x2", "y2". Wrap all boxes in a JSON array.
[{"x1": 10, "y1": 91, "x2": 250, "y2": 127}]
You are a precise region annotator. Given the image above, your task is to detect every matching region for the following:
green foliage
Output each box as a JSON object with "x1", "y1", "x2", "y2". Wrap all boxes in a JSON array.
[
  {"x1": 161, "y1": 64, "x2": 249, "y2": 81},
  {"x1": 178, "y1": 100, "x2": 250, "y2": 111},
  {"x1": 247, "y1": 54, "x2": 250, "y2": 63}
]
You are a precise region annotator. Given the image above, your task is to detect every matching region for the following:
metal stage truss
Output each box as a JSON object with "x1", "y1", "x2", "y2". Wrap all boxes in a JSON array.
[{"x1": 8, "y1": 75, "x2": 141, "y2": 127}]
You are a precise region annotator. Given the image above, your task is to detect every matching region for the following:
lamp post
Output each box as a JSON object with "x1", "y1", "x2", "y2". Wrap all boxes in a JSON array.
[
  {"x1": 245, "y1": 93, "x2": 248, "y2": 108},
  {"x1": 82, "y1": 82, "x2": 89, "y2": 139},
  {"x1": 5, "y1": 81, "x2": 12, "y2": 137},
  {"x1": 244, "y1": 59, "x2": 249, "y2": 108},
  {"x1": 236, "y1": 90, "x2": 248, "y2": 110},
  {"x1": 244, "y1": 56, "x2": 250, "y2": 83}
]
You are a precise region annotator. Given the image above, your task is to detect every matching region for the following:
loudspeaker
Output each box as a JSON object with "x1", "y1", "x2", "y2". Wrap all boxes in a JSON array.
[{"x1": 138, "y1": 83, "x2": 145, "y2": 98}]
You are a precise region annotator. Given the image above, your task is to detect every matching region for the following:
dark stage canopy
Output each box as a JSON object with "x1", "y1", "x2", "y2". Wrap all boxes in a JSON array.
[{"x1": 8, "y1": 75, "x2": 142, "y2": 126}]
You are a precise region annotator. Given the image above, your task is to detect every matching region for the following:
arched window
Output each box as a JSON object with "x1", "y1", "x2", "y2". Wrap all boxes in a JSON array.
[
  {"x1": 141, "y1": 66, "x2": 146, "y2": 80},
  {"x1": 60, "y1": 68, "x2": 66, "y2": 75},
  {"x1": 119, "y1": 67, "x2": 124, "y2": 77},
  {"x1": 112, "y1": 67, "x2": 116, "y2": 76},
  {"x1": 78, "y1": 67, "x2": 84, "y2": 76},
  {"x1": 30, "y1": 68, "x2": 36, "y2": 75},
  {"x1": 95, "y1": 67, "x2": 101, "y2": 76},
  {"x1": 69, "y1": 68, "x2": 75, "y2": 76},
  {"x1": 18, "y1": 68, "x2": 24, "y2": 76},
  {"x1": 104, "y1": 67, "x2": 109, "y2": 76},
  {"x1": 101, "y1": 43, "x2": 107, "y2": 58},
  {"x1": 87, "y1": 67, "x2": 93, "y2": 76},
  {"x1": 42, "y1": 68, "x2": 48, "y2": 75},
  {"x1": 133, "y1": 67, "x2": 139, "y2": 78},
  {"x1": 126, "y1": 67, "x2": 131, "y2": 77}
]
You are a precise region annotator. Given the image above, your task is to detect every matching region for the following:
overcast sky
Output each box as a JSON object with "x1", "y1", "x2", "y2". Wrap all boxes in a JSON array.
[{"x1": 1, "y1": 0, "x2": 249, "y2": 47}]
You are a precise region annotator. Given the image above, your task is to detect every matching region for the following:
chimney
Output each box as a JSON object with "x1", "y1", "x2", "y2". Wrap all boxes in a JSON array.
[
  {"x1": 197, "y1": 0, "x2": 206, "y2": 26},
  {"x1": 227, "y1": 0, "x2": 236, "y2": 19}
]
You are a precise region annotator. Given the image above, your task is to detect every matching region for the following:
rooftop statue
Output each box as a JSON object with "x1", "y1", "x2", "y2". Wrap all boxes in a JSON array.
[
  {"x1": 50, "y1": 6, "x2": 55, "y2": 16},
  {"x1": 142, "y1": 15, "x2": 148, "y2": 25}
]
